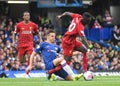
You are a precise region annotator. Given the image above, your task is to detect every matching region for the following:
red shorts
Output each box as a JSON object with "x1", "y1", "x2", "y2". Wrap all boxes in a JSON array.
[
  {"x1": 18, "y1": 45, "x2": 33, "y2": 57},
  {"x1": 62, "y1": 40, "x2": 82, "y2": 57}
]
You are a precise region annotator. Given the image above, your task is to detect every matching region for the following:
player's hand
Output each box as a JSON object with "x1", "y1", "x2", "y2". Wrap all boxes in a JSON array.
[{"x1": 57, "y1": 15, "x2": 62, "y2": 19}]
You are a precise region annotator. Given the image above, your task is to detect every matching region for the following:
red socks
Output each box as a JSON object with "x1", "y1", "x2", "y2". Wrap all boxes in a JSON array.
[
  {"x1": 48, "y1": 65, "x2": 62, "y2": 74},
  {"x1": 26, "y1": 69, "x2": 30, "y2": 75},
  {"x1": 83, "y1": 52, "x2": 88, "y2": 72}
]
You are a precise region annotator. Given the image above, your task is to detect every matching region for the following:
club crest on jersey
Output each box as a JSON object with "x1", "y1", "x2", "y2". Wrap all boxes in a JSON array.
[{"x1": 30, "y1": 27, "x2": 32, "y2": 30}]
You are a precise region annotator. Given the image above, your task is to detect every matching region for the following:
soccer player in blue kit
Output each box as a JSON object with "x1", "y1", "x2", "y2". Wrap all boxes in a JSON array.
[{"x1": 26, "y1": 30, "x2": 82, "y2": 81}]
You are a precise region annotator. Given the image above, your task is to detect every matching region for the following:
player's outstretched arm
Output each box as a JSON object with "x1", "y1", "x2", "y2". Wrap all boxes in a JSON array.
[
  {"x1": 57, "y1": 12, "x2": 73, "y2": 19},
  {"x1": 39, "y1": 31, "x2": 43, "y2": 42},
  {"x1": 26, "y1": 51, "x2": 36, "y2": 71}
]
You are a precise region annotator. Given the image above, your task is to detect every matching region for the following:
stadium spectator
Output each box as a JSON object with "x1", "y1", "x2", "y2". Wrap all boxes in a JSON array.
[
  {"x1": 41, "y1": 16, "x2": 49, "y2": 26},
  {"x1": 92, "y1": 19, "x2": 103, "y2": 29},
  {"x1": 103, "y1": 10, "x2": 113, "y2": 27},
  {"x1": 96, "y1": 14, "x2": 103, "y2": 24},
  {"x1": 111, "y1": 25, "x2": 120, "y2": 45},
  {"x1": 36, "y1": 16, "x2": 42, "y2": 27}
]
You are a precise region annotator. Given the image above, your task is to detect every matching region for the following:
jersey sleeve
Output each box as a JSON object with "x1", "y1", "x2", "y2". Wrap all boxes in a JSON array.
[
  {"x1": 33, "y1": 23, "x2": 38, "y2": 34},
  {"x1": 34, "y1": 43, "x2": 43, "y2": 53}
]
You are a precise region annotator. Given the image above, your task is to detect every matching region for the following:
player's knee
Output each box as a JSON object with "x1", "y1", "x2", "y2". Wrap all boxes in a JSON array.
[{"x1": 59, "y1": 57, "x2": 64, "y2": 62}]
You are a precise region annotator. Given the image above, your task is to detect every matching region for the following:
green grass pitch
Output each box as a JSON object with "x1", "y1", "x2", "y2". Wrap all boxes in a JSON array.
[{"x1": 0, "y1": 76, "x2": 120, "y2": 86}]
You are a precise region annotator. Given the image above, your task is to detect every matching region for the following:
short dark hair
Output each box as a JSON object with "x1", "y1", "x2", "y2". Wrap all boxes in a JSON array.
[
  {"x1": 23, "y1": 11, "x2": 30, "y2": 16},
  {"x1": 47, "y1": 29, "x2": 56, "y2": 36},
  {"x1": 81, "y1": 12, "x2": 92, "y2": 25},
  {"x1": 82, "y1": 12, "x2": 92, "y2": 18}
]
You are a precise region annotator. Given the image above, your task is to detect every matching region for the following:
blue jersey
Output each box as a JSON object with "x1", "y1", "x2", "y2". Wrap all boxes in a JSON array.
[{"x1": 34, "y1": 42, "x2": 61, "y2": 69}]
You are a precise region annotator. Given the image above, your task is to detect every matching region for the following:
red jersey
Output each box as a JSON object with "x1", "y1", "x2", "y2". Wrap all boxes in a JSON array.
[
  {"x1": 63, "y1": 13, "x2": 85, "y2": 44},
  {"x1": 15, "y1": 21, "x2": 38, "y2": 47}
]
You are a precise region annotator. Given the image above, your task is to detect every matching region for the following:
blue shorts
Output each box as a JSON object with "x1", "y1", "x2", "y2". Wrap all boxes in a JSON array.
[
  {"x1": 54, "y1": 68, "x2": 68, "y2": 79},
  {"x1": 45, "y1": 61, "x2": 54, "y2": 70},
  {"x1": 46, "y1": 61, "x2": 68, "y2": 79}
]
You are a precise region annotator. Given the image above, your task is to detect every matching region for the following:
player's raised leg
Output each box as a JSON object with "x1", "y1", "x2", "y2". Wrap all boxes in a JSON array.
[{"x1": 75, "y1": 41, "x2": 89, "y2": 72}]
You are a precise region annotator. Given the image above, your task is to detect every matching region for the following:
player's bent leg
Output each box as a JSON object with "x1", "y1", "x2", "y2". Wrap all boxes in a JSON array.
[
  {"x1": 48, "y1": 61, "x2": 71, "y2": 75},
  {"x1": 48, "y1": 59, "x2": 71, "y2": 75},
  {"x1": 53, "y1": 56, "x2": 64, "y2": 66},
  {"x1": 48, "y1": 57, "x2": 64, "y2": 74},
  {"x1": 54, "y1": 68, "x2": 72, "y2": 81},
  {"x1": 25, "y1": 54, "x2": 32, "y2": 75},
  {"x1": 83, "y1": 52, "x2": 88, "y2": 72},
  {"x1": 48, "y1": 65, "x2": 62, "y2": 74},
  {"x1": 75, "y1": 45, "x2": 87, "y2": 53},
  {"x1": 48, "y1": 56, "x2": 74, "y2": 77},
  {"x1": 52, "y1": 55, "x2": 75, "y2": 78},
  {"x1": 75, "y1": 45, "x2": 88, "y2": 72}
]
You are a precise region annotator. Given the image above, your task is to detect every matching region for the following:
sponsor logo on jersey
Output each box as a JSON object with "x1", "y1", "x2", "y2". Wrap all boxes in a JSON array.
[{"x1": 22, "y1": 31, "x2": 32, "y2": 34}]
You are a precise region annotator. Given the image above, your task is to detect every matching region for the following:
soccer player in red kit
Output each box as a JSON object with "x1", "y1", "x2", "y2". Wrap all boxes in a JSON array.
[
  {"x1": 48, "y1": 12, "x2": 92, "y2": 75},
  {"x1": 12, "y1": 11, "x2": 38, "y2": 75}
]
